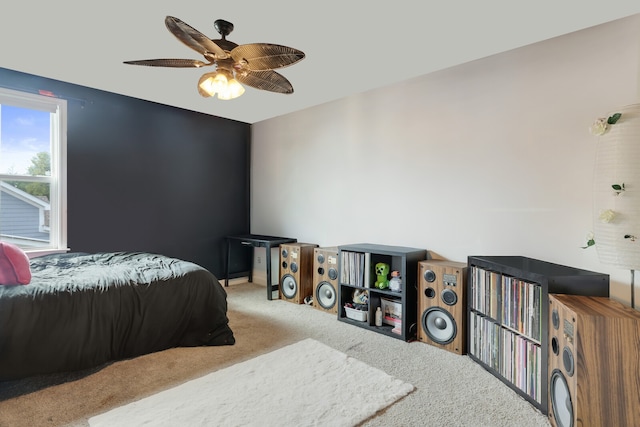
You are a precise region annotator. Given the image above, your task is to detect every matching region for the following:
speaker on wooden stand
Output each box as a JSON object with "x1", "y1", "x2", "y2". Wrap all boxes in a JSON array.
[
  {"x1": 417, "y1": 260, "x2": 468, "y2": 355},
  {"x1": 279, "y1": 242, "x2": 318, "y2": 304},
  {"x1": 548, "y1": 293, "x2": 640, "y2": 427},
  {"x1": 312, "y1": 247, "x2": 339, "y2": 314}
]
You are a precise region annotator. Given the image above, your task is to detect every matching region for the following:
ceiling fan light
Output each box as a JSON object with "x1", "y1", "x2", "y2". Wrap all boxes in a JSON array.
[
  {"x1": 197, "y1": 72, "x2": 217, "y2": 97},
  {"x1": 211, "y1": 71, "x2": 229, "y2": 94},
  {"x1": 216, "y1": 75, "x2": 245, "y2": 100},
  {"x1": 197, "y1": 69, "x2": 244, "y2": 100},
  {"x1": 227, "y1": 78, "x2": 245, "y2": 99}
]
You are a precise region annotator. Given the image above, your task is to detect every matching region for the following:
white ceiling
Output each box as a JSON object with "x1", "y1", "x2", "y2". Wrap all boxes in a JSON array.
[{"x1": 2, "y1": 1, "x2": 640, "y2": 124}]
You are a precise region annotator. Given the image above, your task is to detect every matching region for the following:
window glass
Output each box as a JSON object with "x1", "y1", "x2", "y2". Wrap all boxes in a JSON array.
[
  {"x1": 0, "y1": 88, "x2": 67, "y2": 253},
  {"x1": 0, "y1": 105, "x2": 52, "y2": 175}
]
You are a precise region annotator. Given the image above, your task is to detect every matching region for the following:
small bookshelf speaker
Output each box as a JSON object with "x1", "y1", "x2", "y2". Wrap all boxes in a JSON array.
[
  {"x1": 417, "y1": 260, "x2": 468, "y2": 355},
  {"x1": 312, "y1": 247, "x2": 339, "y2": 314},
  {"x1": 279, "y1": 242, "x2": 318, "y2": 304},
  {"x1": 548, "y1": 294, "x2": 640, "y2": 427}
]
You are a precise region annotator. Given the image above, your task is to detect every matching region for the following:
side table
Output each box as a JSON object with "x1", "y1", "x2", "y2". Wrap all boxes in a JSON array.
[{"x1": 225, "y1": 234, "x2": 297, "y2": 300}]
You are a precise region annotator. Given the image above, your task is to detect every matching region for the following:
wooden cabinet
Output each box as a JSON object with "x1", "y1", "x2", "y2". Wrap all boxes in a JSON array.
[
  {"x1": 338, "y1": 243, "x2": 426, "y2": 341},
  {"x1": 467, "y1": 255, "x2": 609, "y2": 414}
]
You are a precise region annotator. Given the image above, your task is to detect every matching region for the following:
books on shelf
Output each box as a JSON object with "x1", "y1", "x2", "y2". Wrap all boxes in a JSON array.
[
  {"x1": 502, "y1": 275, "x2": 542, "y2": 342},
  {"x1": 469, "y1": 266, "x2": 501, "y2": 319},
  {"x1": 470, "y1": 311, "x2": 541, "y2": 403},
  {"x1": 363, "y1": 252, "x2": 371, "y2": 288},
  {"x1": 469, "y1": 266, "x2": 542, "y2": 343},
  {"x1": 340, "y1": 251, "x2": 372, "y2": 287},
  {"x1": 469, "y1": 265, "x2": 542, "y2": 404},
  {"x1": 380, "y1": 297, "x2": 402, "y2": 328}
]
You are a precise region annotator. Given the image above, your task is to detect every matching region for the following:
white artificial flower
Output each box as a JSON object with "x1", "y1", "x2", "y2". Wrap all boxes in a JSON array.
[
  {"x1": 589, "y1": 118, "x2": 609, "y2": 136},
  {"x1": 599, "y1": 209, "x2": 616, "y2": 223}
]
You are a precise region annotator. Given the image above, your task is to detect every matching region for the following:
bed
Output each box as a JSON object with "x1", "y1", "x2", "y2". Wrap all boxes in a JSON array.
[{"x1": 0, "y1": 250, "x2": 235, "y2": 381}]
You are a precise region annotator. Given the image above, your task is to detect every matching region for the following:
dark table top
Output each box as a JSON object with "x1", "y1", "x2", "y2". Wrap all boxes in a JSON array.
[{"x1": 226, "y1": 234, "x2": 297, "y2": 245}]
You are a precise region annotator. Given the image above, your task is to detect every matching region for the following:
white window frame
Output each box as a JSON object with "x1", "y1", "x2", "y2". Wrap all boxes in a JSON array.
[{"x1": 0, "y1": 87, "x2": 68, "y2": 256}]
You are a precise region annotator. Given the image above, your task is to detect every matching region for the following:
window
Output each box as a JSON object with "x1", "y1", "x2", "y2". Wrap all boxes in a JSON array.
[{"x1": 0, "y1": 87, "x2": 67, "y2": 255}]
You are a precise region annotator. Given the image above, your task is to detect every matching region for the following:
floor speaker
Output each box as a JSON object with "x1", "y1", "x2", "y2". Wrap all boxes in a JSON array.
[
  {"x1": 548, "y1": 294, "x2": 640, "y2": 427},
  {"x1": 313, "y1": 247, "x2": 339, "y2": 314},
  {"x1": 279, "y1": 242, "x2": 318, "y2": 304},
  {"x1": 417, "y1": 260, "x2": 468, "y2": 355}
]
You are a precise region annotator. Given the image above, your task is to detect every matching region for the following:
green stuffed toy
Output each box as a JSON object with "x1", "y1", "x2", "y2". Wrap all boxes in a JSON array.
[{"x1": 374, "y1": 262, "x2": 390, "y2": 289}]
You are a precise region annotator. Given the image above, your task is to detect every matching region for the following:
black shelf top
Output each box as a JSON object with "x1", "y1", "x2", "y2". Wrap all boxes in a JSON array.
[
  {"x1": 468, "y1": 255, "x2": 607, "y2": 278},
  {"x1": 227, "y1": 234, "x2": 297, "y2": 244},
  {"x1": 340, "y1": 243, "x2": 426, "y2": 256}
]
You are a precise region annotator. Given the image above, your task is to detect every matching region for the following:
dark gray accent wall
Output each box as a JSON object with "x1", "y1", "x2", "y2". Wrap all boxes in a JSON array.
[{"x1": 0, "y1": 67, "x2": 251, "y2": 278}]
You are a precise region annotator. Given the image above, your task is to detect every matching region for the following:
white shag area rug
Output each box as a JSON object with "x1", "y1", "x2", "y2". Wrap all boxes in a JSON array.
[{"x1": 88, "y1": 338, "x2": 415, "y2": 427}]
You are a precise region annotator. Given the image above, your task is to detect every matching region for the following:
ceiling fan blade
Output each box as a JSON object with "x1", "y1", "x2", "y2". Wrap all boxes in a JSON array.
[
  {"x1": 123, "y1": 59, "x2": 210, "y2": 68},
  {"x1": 165, "y1": 16, "x2": 229, "y2": 60},
  {"x1": 231, "y1": 43, "x2": 305, "y2": 71},
  {"x1": 236, "y1": 70, "x2": 294, "y2": 94}
]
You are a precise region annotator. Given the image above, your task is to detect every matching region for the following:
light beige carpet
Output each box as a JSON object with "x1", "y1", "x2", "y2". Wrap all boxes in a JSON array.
[
  {"x1": 0, "y1": 282, "x2": 551, "y2": 426},
  {"x1": 88, "y1": 338, "x2": 414, "y2": 427}
]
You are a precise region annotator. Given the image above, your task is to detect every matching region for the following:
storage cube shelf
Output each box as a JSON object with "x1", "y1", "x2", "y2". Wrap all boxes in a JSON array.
[
  {"x1": 467, "y1": 255, "x2": 609, "y2": 415},
  {"x1": 338, "y1": 243, "x2": 427, "y2": 341}
]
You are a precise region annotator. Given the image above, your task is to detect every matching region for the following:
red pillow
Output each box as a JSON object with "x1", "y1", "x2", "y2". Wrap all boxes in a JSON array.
[{"x1": 0, "y1": 242, "x2": 31, "y2": 285}]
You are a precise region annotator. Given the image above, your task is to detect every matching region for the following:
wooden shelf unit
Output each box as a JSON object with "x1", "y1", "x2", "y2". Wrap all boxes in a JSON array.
[
  {"x1": 466, "y1": 255, "x2": 609, "y2": 415},
  {"x1": 338, "y1": 244, "x2": 427, "y2": 341}
]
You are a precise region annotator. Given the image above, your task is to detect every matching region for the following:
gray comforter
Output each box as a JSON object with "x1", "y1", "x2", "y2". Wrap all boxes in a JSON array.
[{"x1": 0, "y1": 252, "x2": 235, "y2": 380}]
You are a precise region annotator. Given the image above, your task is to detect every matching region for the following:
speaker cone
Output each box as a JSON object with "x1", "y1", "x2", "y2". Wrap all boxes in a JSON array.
[
  {"x1": 281, "y1": 249, "x2": 288, "y2": 258},
  {"x1": 552, "y1": 309, "x2": 560, "y2": 330},
  {"x1": 550, "y1": 369, "x2": 573, "y2": 427},
  {"x1": 563, "y1": 347, "x2": 575, "y2": 377},
  {"x1": 290, "y1": 262, "x2": 298, "y2": 273},
  {"x1": 317, "y1": 253, "x2": 325, "y2": 264},
  {"x1": 316, "y1": 281, "x2": 336, "y2": 309},
  {"x1": 441, "y1": 288, "x2": 458, "y2": 306},
  {"x1": 424, "y1": 269, "x2": 436, "y2": 282},
  {"x1": 281, "y1": 274, "x2": 297, "y2": 299},
  {"x1": 328, "y1": 267, "x2": 338, "y2": 280},
  {"x1": 421, "y1": 307, "x2": 457, "y2": 344}
]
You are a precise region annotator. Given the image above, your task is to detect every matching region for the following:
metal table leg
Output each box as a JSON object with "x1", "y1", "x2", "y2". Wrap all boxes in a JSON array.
[
  {"x1": 266, "y1": 244, "x2": 273, "y2": 300},
  {"x1": 224, "y1": 238, "x2": 231, "y2": 287}
]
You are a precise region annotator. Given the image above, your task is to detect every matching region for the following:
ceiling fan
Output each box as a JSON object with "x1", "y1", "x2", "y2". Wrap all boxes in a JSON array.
[{"x1": 124, "y1": 16, "x2": 305, "y2": 100}]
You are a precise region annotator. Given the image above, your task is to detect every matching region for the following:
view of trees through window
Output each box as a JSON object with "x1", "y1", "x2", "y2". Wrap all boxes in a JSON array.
[
  {"x1": 5, "y1": 152, "x2": 51, "y2": 197},
  {"x1": 0, "y1": 101, "x2": 58, "y2": 249}
]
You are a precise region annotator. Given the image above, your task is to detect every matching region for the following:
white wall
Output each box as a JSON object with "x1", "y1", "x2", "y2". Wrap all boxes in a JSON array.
[{"x1": 251, "y1": 14, "x2": 640, "y2": 307}]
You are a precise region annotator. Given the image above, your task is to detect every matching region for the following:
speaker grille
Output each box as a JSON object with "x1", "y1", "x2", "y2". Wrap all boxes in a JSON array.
[
  {"x1": 421, "y1": 307, "x2": 457, "y2": 344},
  {"x1": 281, "y1": 274, "x2": 297, "y2": 299},
  {"x1": 550, "y1": 369, "x2": 573, "y2": 427},
  {"x1": 424, "y1": 269, "x2": 436, "y2": 282},
  {"x1": 315, "y1": 281, "x2": 336, "y2": 310},
  {"x1": 441, "y1": 289, "x2": 458, "y2": 306},
  {"x1": 552, "y1": 309, "x2": 560, "y2": 330},
  {"x1": 562, "y1": 347, "x2": 575, "y2": 377}
]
